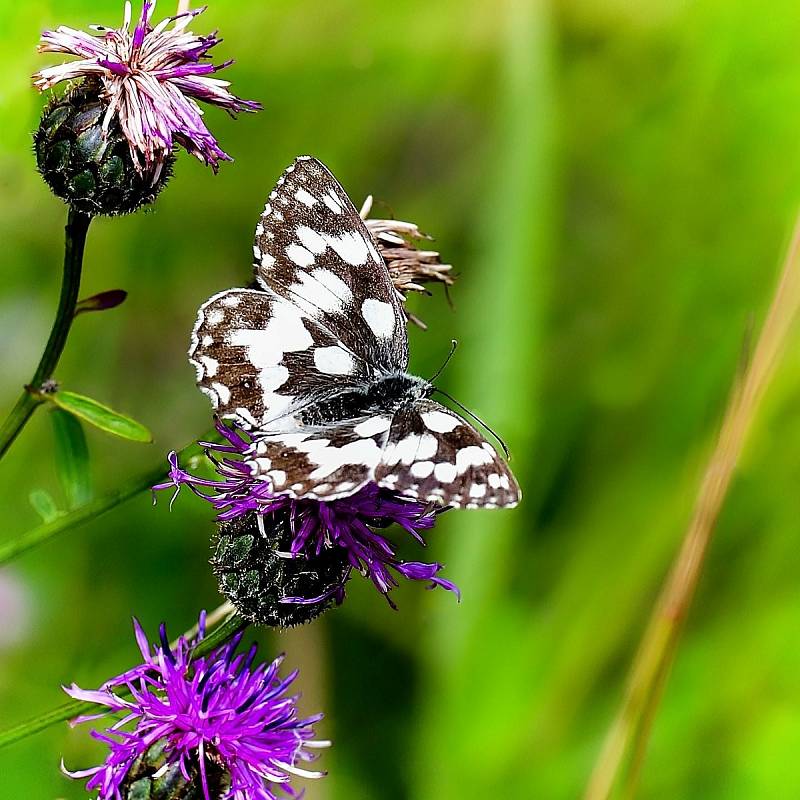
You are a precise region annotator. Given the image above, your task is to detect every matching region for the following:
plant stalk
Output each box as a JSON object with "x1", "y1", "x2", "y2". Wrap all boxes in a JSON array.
[
  {"x1": 0, "y1": 428, "x2": 219, "y2": 566},
  {"x1": 0, "y1": 609, "x2": 247, "y2": 750},
  {"x1": 583, "y1": 214, "x2": 800, "y2": 800},
  {"x1": 0, "y1": 208, "x2": 92, "y2": 459}
]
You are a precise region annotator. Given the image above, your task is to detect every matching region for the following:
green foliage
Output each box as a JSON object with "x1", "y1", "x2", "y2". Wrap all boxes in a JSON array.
[
  {"x1": 47, "y1": 391, "x2": 152, "y2": 443},
  {"x1": 1, "y1": 0, "x2": 800, "y2": 798},
  {"x1": 28, "y1": 489, "x2": 60, "y2": 523},
  {"x1": 50, "y1": 408, "x2": 92, "y2": 509}
]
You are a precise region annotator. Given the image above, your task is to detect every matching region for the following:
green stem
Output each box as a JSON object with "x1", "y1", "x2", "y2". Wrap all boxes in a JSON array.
[
  {"x1": 0, "y1": 208, "x2": 92, "y2": 459},
  {"x1": 0, "y1": 612, "x2": 247, "y2": 750},
  {"x1": 0, "y1": 428, "x2": 219, "y2": 566}
]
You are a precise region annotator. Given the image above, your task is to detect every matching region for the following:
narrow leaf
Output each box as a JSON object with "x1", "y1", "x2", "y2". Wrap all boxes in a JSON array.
[
  {"x1": 74, "y1": 289, "x2": 128, "y2": 316},
  {"x1": 50, "y1": 408, "x2": 92, "y2": 509},
  {"x1": 47, "y1": 392, "x2": 152, "y2": 443},
  {"x1": 28, "y1": 490, "x2": 60, "y2": 523}
]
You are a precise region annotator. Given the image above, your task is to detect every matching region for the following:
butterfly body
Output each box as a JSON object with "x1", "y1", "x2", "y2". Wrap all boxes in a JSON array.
[
  {"x1": 296, "y1": 373, "x2": 431, "y2": 427},
  {"x1": 190, "y1": 156, "x2": 520, "y2": 509}
]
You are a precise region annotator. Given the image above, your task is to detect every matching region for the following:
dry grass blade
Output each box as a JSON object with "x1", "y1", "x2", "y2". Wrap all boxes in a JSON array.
[{"x1": 583, "y1": 213, "x2": 800, "y2": 800}]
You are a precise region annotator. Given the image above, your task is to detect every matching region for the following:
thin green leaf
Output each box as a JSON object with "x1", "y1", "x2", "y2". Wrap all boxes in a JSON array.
[
  {"x1": 50, "y1": 408, "x2": 92, "y2": 509},
  {"x1": 28, "y1": 490, "x2": 60, "y2": 523},
  {"x1": 46, "y1": 391, "x2": 152, "y2": 443}
]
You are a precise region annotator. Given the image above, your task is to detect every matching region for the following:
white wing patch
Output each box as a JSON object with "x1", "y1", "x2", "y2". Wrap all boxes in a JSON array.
[
  {"x1": 361, "y1": 298, "x2": 396, "y2": 339},
  {"x1": 313, "y1": 346, "x2": 355, "y2": 375}
]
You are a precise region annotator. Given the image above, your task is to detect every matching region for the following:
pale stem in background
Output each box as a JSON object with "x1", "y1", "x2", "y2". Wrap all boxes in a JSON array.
[
  {"x1": 177, "y1": 0, "x2": 191, "y2": 14},
  {"x1": 583, "y1": 214, "x2": 800, "y2": 800},
  {"x1": 275, "y1": 621, "x2": 330, "y2": 800}
]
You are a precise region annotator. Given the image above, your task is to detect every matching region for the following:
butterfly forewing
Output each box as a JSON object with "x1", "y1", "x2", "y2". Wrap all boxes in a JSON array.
[
  {"x1": 253, "y1": 156, "x2": 408, "y2": 373},
  {"x1": 374, "y1": 400, "x2": 520, "y2": 509},
  {"x1": 190, "y1": 288, "x2": 373, "y2": 428}
]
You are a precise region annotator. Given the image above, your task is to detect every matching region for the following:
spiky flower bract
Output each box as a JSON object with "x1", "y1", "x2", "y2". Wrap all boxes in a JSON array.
[
  {"x1": 33, "y1": 0, "x2": 260, "y2": 178},
  {"x1": 63, "y1": 613, "x2": 327, "y2": 800},
  {"x1": 360, "y1": 195, "x2": 454, "y2": 328},
  {"x1": 154, "y1": 420, "x2": 459, "y2": 610}
]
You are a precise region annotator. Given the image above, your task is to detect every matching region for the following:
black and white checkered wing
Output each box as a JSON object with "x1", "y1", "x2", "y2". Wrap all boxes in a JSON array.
[
  {"x1": 253, "y1": 156, "x2": 408, "y2": 372},
  {"x1": 374, "y1": 399, "x2": 520, "y2": 509},
  {"x1": 246, "y1": 415, "x2": 395, "y2": 500},
  {"x1": 189, "y1": 289, "x2": 374, "y2": 428}
]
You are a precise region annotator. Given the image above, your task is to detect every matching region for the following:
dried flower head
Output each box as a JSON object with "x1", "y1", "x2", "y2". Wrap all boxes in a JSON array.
[
  {"x1": 63, "y1": 613, "x2": 326, "y2": 800},
  {"x1": 154, "y1": 420, "x2": 459, "y2": 611},
  {"x1": 360, "y1": 195, "x2": 454, "y2": 328},
  {"x1": 33, "y1": 1, "x2": 260, "y2": 177}
]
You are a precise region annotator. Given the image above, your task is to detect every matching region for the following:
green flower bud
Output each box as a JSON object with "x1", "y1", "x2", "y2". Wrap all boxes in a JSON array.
[
  {"x1": 212, "y1": 512, "x2": 350, "y2": 628},
  {"x1": 33, "y1": 81, "x2": 173, "y2": 216}
]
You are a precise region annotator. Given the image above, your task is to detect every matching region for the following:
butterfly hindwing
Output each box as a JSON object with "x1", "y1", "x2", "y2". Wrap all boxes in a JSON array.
[
  {"x1": 374, "y1": 399, "x2": 520, "y2": 509},
  {"x1": 246, "y1": 415, "x2": 394, "y2": 500},
  {"x1": 253, "y1": 156, "x2": 408, "y2": 373},
  {"x1": 189, "y1": 288, "x2": 372, "y2": 428}
]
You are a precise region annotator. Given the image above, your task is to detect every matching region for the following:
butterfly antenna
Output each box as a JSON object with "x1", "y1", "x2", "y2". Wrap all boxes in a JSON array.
[
  {"x1": 429, "y1": 339, "x2": 459, "y2": 383},
  {"x1": 432, "y1": 387, "x2": 511, "y2": 460}
]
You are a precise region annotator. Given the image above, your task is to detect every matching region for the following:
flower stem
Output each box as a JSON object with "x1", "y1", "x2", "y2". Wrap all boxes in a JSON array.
[
  {"x1": 582, "y1": 214, "x2": 800, "y2": 800},
  {"x1": 0, "y1": 608, "x2": 247, "y2": 750},
  {"x1": 0, "y1": 428, "x2": 219, "y2": 566},
  {"x1": 0, "y1": 208, "x2": 92, "y2": 459}
]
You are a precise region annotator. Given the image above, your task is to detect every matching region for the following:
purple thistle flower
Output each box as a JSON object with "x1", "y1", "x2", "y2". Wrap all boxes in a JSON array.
[
  {"x1": 33, "y1": 1, "x2": 261, "y2": 175},
  {"x1": 63, "y1": 612, "x2": 327, "y2": 800},
  {"x1": 154, "y1": 419, "x2": 459, "y2": 606}
]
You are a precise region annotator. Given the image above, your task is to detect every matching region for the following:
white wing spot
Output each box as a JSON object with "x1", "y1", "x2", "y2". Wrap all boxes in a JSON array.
[
  {"x1": 295, "y1": 188, "x2": 318, "y2": 207},
  {"x1": 221, "y1": 295, "x2": 241, "y2": 308},
  {"x1": 325, "y1": 231, "x2": 369, "y2": 266},
  {"x1": 297, "y1": 225, "x2": 327, "y2": 254},
  {"x1": 206, "y1": 309, "x2": 224, "y2": 326},
  {"x1": 307, "y1": 439, "x2": 383, "y2": 480},
  {"x1": 410, "y1": 460, "x2": 435, "y2": 478},
  {"x1": 455, "y1": 445, "x2": 494, "y2": 474},
  {"x1": 416, "y1": 433, "x2": 439, "y2": 460},
  {"x1": 270, "y1": 470, "x2": 287, "y2": 487},
  {"x1": 361, "y1": 298, "x2": 396, "y2": 339},
  {"x1": 314, "y1": 346, "x2": 355, "y2": 375},
  {"x1": 200, "y1": 356, "x2": 219, "y2": 377},
  {"x1": 434, "y1": 462, "x2": 457, "y2": 483},
  {"x1": 291, "y1": 270, "x2": 350, "y2": 314},
  {"x1": 286, "y1": 244, "x2": 315, "y2": 267},
  {"x1": 261, "y1": 253, "x2": 276, "y2": 269},
  {"x1": 488, "y1": 473, "x2": 502, "y2": 489},
  {"x1": 353, "y1": 416, "x2": 392, "y2": 437},
  {"x1": 421, "y1": 411, "x2": 460, "y2": 433},
  {"x1": 212, "y1": 382, "x2": 231, "y2": 404},
  {"x1": 323, "y1": 189, "x2": 343, "y2": 213},
  {"x1": 469, "y1": 483, "x2": 487, "y2": 499},
  {"x1": 311, "y1": 269, "x2": 354, "y2": 305},
  {"x1": 383, "y1": 434, "x2": 420, "y2": 466}
]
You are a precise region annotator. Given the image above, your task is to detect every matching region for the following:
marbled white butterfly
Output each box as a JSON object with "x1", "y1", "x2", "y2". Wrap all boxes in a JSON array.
[{"x1": 189, "y1": 156, "x2": 520, "y2": 509}]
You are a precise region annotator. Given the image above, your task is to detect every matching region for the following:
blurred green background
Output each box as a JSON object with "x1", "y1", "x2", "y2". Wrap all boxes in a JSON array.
[{"x1": 2, "y1": 0, "x2": 800, "y2": 797}]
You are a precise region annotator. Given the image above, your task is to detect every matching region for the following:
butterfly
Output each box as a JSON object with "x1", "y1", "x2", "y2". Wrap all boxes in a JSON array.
[{"x1": 188, "y1": 156, "x2": 520, "y2": 510}]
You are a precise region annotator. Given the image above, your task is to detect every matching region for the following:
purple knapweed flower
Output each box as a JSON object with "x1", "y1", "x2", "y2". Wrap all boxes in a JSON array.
[
  {"x1": 154, "y1": 419, "x2": 459, "y2": 607},
  {"x1": 63, "y1": 612, "x2": 326, "y2": 800},
  {"x1": 33, "y1": 1, "x2": 261, "y2": 174}
]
